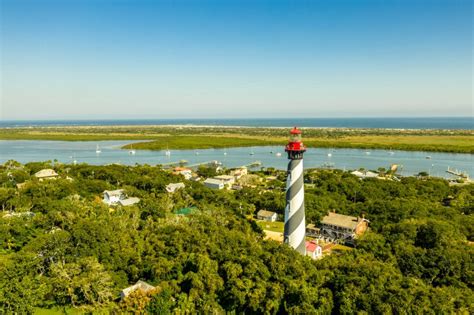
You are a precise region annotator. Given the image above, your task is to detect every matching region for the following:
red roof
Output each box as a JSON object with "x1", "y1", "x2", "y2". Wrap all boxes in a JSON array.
[
  {"x1": 305, "y1": 241, "x2": 320, "y2": 253},
  {"x1": 290, "y1": 127, "x2": 302, "y2": 135}
]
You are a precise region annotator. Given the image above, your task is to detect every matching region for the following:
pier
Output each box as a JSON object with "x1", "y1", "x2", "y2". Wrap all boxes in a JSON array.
[
  {"x1": 446, "y1": 167, "x2": 469, "y2": 179},
  {"x1": 160, "y1": 160, "x2": 188, "y2": 168}
]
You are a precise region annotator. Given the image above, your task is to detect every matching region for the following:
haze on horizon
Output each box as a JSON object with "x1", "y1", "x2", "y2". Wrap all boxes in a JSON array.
[{"x1": 0, "y1": 0, "x2": 472, "y2": 120}]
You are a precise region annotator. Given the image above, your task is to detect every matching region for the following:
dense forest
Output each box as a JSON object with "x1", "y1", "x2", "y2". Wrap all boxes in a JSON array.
[{"x1": 0, "y1": 161, "x2": 472, "y2": 313}]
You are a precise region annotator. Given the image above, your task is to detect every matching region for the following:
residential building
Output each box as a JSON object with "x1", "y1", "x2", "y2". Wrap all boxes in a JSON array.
[
  {"x1": 230, "y1": 167, "x2": 248, "y2": 179},
  {"x1": 305, "y1": 241, "x2": 323, "y2": 260},
  {"x1": 166, "y1": 182, "x2": 185, "y2": 193},
  {"x1": 173, "y1": 167, "x2": 193, "y2": 180},
  {"x1": 231, "y1": 184, "x2": 243, "y2": 190},
  {"x1": 351, "y1": 170, "x2": 379, "y2": 179},
  {"x1": 257, "y1": 209, "x2": 278, "y2": 222},
  {"x1": 120, "y1": 280, "x2": 155, "y2": 299},
  {"x1": 306, "y1": 224, "x2": 320, "y2": 237},
  {"x1": 34, "y1": 169, "x2": 59, "y2": 181},
  {"x1": 319, "y1": 211, "x2": 369, "y2": 243},
  {"x1": 203, "y1": 178, "x2": 224, "y2": 190},
  {"x1": 103, "y1": 189, "x2": 125, "y2": 205},
  {"x1": 103, "y1": 189, "x2": 140, "y2": 206},
  {"x1": 213, "y1": 175, "x2": 235, "y2": 187}
]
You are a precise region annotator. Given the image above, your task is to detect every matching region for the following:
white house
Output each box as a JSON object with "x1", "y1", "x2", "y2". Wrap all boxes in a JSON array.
[
  {"x1": 120, "y1": 280, "x2": 155, "y2": 299},
  {"x1": 34, "y1": 169, "x2": 59, "y2": 181},
  {"x1": 351, "y1": 170, "x2": 379, "y2": 179},
  {"x1": 256, "y1": 210, "x2": 278, "y2": 222},
  {"x1": 213, "y1": 175, "x2": 235, "y2": 188},
  {"x1": 166, "y1": 182, "x2": 185, "y2": 193},
  {"x1": 103, "y1": 189, "x2": 140, "y2": 206},
  {"x1": 305, "y1": 241, "x2": 323, "y2": 260},
  {"x1": 103, "y1": 189, "x2": 125, "y2": 205},
  {"x1": 203, "y1": 178, "x2": 224, "y2": 190}
]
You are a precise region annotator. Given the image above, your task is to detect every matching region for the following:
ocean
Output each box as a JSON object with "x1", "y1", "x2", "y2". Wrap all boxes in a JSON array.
[{"x1": 0, "y1": 117, "x2": 472, "y2": 130}]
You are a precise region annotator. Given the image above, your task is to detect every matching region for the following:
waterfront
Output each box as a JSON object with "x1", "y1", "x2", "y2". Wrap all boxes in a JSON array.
[{"x1": 1, "y1": 140, "x2": 471, "y2": 179}]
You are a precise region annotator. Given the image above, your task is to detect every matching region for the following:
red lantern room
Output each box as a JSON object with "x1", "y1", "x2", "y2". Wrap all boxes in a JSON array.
[{"x1": 285, "y1": 127, "x2": 306, "y2": 160}]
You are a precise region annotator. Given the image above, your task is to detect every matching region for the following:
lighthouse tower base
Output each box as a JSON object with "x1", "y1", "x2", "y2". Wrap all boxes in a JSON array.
[{"x1": 284, "y1": 158, "x2": 306, "y2": 255}]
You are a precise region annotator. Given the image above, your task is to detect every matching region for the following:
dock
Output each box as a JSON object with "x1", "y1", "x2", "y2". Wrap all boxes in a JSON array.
[
  {"x1": 160, "y1": 160, "x2": 188, "y2": 168},
  {"x1": 187, "y1": 160, "x2": 222, "y2": 169},
  {"x1": 244, "y1": 161, "x2": 262, "y2": 168},
  {"x1": 446, "y1": 167, "x2": 469, "y2": 179}
]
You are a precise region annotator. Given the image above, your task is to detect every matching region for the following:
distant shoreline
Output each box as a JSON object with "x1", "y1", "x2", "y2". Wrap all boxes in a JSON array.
[
  {"x1": 1, "y1": 125, "x2": 472, "y2": 153},
  {"x1": 0, "y1": 117, "x2": 472, "y2": 130}
]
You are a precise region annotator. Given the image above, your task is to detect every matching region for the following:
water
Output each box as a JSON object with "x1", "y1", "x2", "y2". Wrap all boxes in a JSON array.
[
  {"x1": 1, "y1": 140, "x2": 472, "y2": 179},
  {"x1": 0, "y1": 117, "x2": 472, "y2": 129}
]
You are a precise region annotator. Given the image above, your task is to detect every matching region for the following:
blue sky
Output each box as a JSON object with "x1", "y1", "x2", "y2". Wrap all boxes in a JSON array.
[{"x1": 1, "y1": 0, "x2": 472, "y2": 120}]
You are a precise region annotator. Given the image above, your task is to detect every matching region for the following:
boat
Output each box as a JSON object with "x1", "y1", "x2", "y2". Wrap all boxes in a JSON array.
[
  {"x1": 129, "y1": 145, "x2": 136, "y2": 155},
  {"x1": 327, "y1": 153, "x2": 332, "y2": 157},
  {"x1": 276, "y1": 152, "x2": 282, "y2": 157},
  {"x1": 389, "y1": 148, "x2": 395, "y2": 155},
  {"x1": 425, "y1": 156, "x2": 431, "y2": 159},
  {"x1": 195, "y1": 151, "x2": 200, "y2": 155},
  {"x1": 96, "y1": 145, "x2": 101, "y2": 154},
  {"x1": 165, "y1": 150, "x2": 171, "y2": 157},
  {"x1": 250, "y1": 151, "x2": 255, "y2": 156},
  {"x1": 365, "y1": 151, "x2": 371, "y2": 155}
]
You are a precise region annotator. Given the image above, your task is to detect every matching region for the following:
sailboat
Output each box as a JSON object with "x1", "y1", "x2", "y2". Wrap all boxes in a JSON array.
[
  {"x1": 165, "y1": 146, "x2": 171, "y2": 157},
  {"x1": 96, "y1": 145, "x2": 102, "y2": 154},
  {"x1": 389, "y1": 147, "x2": 395, "y2": 155},
  {"x1": 129, "y1": 145, "x2": 136, "y2": 155}
]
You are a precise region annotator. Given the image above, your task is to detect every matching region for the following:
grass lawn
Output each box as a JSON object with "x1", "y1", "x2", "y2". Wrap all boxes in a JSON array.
[{"x1": 256, "y1": 220, "x2": 284, "y2": 233}]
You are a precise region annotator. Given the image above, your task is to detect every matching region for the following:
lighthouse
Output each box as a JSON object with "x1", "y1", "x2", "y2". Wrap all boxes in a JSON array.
[{"x1": 284, "y1": 127, "x2": 306, "y2": 254}]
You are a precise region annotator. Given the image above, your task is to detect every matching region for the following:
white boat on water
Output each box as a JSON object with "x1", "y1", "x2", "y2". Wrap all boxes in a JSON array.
[
  {"x1": 365, "y1": 151, "x2": 371, "y2": 155},
  {"x1": 165, "y1": 149, "x2": 171, "y2": 157},
  {"x1": 96, "y1": 145, "x2": 101, "y2": 154},
  {"x1": 129, "y1": 145, "x2": 136, "y2": 155},
  {"x1": 276, "y1": 152, "x2": 282, "y2": 157},
  {"x1": 327, "y1": 153, "x2": 332, "y2": 157}
]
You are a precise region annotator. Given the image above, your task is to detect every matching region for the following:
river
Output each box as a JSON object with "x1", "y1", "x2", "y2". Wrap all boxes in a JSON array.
[{"x1": 0, "y1": 140, "x2": 472, "y2": 179}]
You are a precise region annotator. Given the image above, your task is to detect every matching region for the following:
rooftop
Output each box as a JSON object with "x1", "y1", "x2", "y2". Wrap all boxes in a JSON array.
[
  {"x1": 118, "y1": 197, "x2": 140, "y2": 206},
  {"x1": 305, "y1": 241, "x2": 320, "y2": 253},
  {"x1": 321, "y1": 212, "x2": 363, "y2": 230},
  {"x1": 34, "y1": 169, "x2": 58, "y2": 178},
  {"x1": 121, "y1": 280, "x2": 155, "y2": 299},
  {"x1": 104, "y1": 189, "x2": 124, "y2": 197},
  {"x1": 214, "y1": 175, "x2": 235, "y2": 180},
  {"x1": 257, "y1": 209, "x2": 276, "y2": 218},
  {"x1": 204, "y1": 178, "x2": 224, "y2": 185}
]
